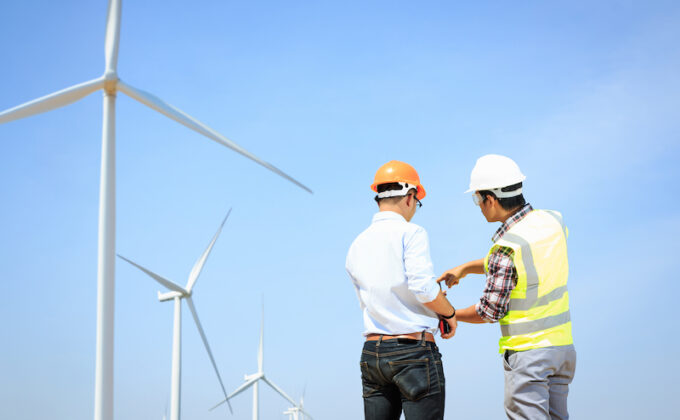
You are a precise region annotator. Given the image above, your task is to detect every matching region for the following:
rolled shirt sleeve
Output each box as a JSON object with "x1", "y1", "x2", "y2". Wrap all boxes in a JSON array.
[
  {"x1": 404, "y1": 227, "x2": 440, "y2": 303},
  {"x1": 475, "y1": 247, "x2": 517, "y2": 322}
]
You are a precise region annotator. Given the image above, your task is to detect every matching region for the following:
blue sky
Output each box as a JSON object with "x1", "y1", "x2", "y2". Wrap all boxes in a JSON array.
[{"x1": 1, "y1": 1, "x2": 679, "y2": 419}]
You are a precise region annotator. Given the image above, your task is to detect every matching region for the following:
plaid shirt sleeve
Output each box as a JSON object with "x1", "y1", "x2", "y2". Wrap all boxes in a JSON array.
[{"x1": 475, "y1": 246, "x2": 517, "y2": 322}]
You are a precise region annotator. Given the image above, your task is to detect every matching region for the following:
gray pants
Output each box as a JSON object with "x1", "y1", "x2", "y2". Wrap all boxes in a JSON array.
[{"x1": 503, "y1": 345, "x2": 576, "y2": 420}]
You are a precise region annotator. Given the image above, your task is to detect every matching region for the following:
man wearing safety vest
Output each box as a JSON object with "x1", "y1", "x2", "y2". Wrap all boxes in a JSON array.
[
  {"x1": 438, "y1": 154, "x2": 576, "y2": 420},
  {"x1": 347, "y1": 161, "x2": 458, "y2": 420}
]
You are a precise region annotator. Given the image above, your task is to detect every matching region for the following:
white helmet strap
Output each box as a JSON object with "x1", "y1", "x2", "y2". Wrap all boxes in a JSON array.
[
  {"x1": 489, "y1": 186, "x2": 523, "y2": 198},
  {"x1": 376, "y1": 182, "x2": 417, "y2": 199}
]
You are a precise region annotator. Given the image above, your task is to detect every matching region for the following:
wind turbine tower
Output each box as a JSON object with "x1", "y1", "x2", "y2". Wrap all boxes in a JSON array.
[{"x1": 0, "y1": 2, "x2": 311, "y2": 420}]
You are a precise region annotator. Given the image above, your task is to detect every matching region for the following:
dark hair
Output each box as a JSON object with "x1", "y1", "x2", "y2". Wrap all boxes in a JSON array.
[
  {"x1": 374, "y1": 182, "x2": 416, "y2": 204},
  {"x1": 479, "y1": 182, "x2": 525, "y2": 211}
]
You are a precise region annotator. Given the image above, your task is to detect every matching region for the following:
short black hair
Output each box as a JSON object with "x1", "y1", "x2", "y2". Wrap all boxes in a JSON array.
[
  {"x1": 375, "y1": 182, "x2": 416, "y2": 204},
  {"x1": 478, "y1": 182, "x2": 525, "y2": 211}
]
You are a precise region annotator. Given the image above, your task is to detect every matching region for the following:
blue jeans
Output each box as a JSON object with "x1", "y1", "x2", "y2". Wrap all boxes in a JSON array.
[{"x1": 360, "y1": 334, "x2": 445, "y2": 420}]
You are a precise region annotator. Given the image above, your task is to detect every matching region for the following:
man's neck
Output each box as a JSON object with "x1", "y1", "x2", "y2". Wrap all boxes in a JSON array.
[
  {"x1": 379, "y1": 205, "x2": 409, "y2": 220},
  {"x1": 499, "y1": 205, "x2": 524, "y2": 224}
]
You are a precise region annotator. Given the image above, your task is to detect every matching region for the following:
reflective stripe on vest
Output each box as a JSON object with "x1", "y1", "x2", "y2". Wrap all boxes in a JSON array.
[
  {"x1": 500, "y1": 310, "x2": 571, "y2": 336},
  {"x1": 487, "y1": 209, "x2": 573, "y2": 352},
  {"x1": 543, "y1": 209, "x2": 568, "y2": 238}
]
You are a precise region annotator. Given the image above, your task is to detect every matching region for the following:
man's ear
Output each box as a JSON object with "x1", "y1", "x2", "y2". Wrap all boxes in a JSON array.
[{"x1": 487, "y1": 194, "x2": 500, "y2": 211}]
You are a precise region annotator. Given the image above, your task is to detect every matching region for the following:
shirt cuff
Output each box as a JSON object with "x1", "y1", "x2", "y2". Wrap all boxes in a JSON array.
[
  {"x1": 475, "y1": 302, "x2": 495, "y2": 323},
  {"x1": 413, "y1": 279, "x2": 441, "y2": 303}
]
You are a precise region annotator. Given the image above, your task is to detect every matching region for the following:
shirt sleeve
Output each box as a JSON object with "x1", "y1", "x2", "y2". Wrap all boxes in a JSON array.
[
  {"x1": 475, "y1": 247, "x2": 517, "y2": 322},
  {"x1": 345, "y1": 247, "x2": 365, "y2": 310},
  {"x1": 403, "y1": 227, "x2": 440, "y2": 303}
]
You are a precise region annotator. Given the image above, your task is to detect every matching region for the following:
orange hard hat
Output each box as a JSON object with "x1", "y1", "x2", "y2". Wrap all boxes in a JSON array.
[{"x1": 371, "y1": 160, "x2": 426, "y2": 200}]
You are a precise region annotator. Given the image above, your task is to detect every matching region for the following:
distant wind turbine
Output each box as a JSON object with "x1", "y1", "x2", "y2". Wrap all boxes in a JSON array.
[
  {"x1": 283, "y1": 387, "x2": 313, "y2": 420},
  {"x1": 210, "y1": 305, "x2": 299, "y2": 420},
  {"x1": 118, "y1": 209, "x2": 234, "y2": 420},
  {"x1": 0, "y1": 1, "x2": 311, "y2": 420}
]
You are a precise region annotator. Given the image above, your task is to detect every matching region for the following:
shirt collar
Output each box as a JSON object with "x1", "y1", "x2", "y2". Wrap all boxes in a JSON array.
[
  {"x1": 372, "y1": 211, "x2": 407, "y2": 224},
  {"x1": 492, "y1": 203, "x2": 533, "y2": 242}
]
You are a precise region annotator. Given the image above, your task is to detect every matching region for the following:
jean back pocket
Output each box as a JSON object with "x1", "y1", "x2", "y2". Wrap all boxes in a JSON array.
[{"x1": 388, "y1": 358, "x2": 430, "y2": 401}]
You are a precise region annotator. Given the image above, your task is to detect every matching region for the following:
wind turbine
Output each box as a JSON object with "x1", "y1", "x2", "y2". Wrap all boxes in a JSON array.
[
  {"x1": 283, "y1": 388, "x2": 313, "y2": 420},
  {"x1": 0, "y1": 2, "x2": 311, "y2": 420},
  {"x1": 210, "y1": 306, "x2": 300, "y2": 420},
  {"x1": 117, "y1": 209, "x2": 234, "y2": 420},
  {"x1": 283, "y1": 406, "x2": 298, "y2": 420}
]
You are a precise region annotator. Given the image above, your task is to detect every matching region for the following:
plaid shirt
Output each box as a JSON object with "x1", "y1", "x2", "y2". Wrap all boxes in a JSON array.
[{"x1": 475, "y1": 203, "x2": 533, "y2": 322}]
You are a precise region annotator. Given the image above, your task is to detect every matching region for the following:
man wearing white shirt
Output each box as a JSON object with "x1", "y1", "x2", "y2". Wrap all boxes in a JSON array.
[{"x1": 346, "y1": 161, "x2": 458, "y2": 420}]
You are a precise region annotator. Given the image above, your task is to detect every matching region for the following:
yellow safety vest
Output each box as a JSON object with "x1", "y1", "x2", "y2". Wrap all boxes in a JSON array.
[{"x1": 484, "y1": 209, "x2": 573, "y2": 353}]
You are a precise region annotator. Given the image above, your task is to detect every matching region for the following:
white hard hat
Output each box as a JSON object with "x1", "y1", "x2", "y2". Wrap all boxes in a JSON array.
[{"x1": 465, "y1": 154, "x2": 526, "y2": 194}]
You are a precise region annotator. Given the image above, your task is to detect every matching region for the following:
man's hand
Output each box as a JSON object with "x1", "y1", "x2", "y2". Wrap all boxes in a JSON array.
[
  {"x1": 440, "y1": 315, "x2": 457, "y2": 339},
  {"x1": 437, "y1": 265, "x2": 467, "y2": 288},
  {"x1": 424, "y1": 291, "x2": 458, "y2": 338},
  {"x1": 437, "y1": 259, "x2": 486, "y2": 288}
]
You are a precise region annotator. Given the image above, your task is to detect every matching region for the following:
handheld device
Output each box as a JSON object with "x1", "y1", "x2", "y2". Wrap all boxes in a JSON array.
[
  {"x1": 439, "y1": 317, "x2": 451, "y2": 335},
  {"x1": 438, "y1": 281, "x2": 453, "y2": 335}
]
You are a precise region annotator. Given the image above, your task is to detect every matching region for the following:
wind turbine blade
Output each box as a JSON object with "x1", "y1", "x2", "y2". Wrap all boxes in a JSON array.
[
  {"x1": 117, "y1": 80, "x2": 313, "y2": 194},
  {"x1": 186, "y1": 208, "x2": 232, "y2": 293},
  {"x1": 116, "y1": 254, "x2": 187, "y2": 295},
  {"x1": 258, "y1": 302, "x2": 264, "y2": 373},
  {"x1": 209, "y1": 377, "x2": 258, "y2": 411},
  {"x1": 185, "y1": 296, "x2": 233, "y2": 413},
  {"x1": 0, "y1": 77, "x2": 104, "y2": 124},
  {"x1": 262, "y1": 377, "x2": 297, "y2": 407},
  {"x1": 300, "y1": 384, "x2": 307, "y2": 418},
  {"x1": 300, "y1": 408, "x2": 314, "y2": 420},
  {"x1": 104, "y1": 0, "x2": 122, "y2": 72}
]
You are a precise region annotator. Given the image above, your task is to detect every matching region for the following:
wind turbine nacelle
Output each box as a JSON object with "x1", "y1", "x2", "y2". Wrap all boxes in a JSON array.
[
  {"x1": 158, "y1": 290, "x2": 184, "y2": 302},
  {"x1": 244, "y1": 373, "x2": 262, "y2": 381}
]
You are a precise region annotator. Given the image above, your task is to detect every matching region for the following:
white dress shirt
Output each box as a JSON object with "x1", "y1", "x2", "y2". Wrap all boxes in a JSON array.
[{"x1": 346, "y1": 211, "x2": 441, "y2": 336}]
